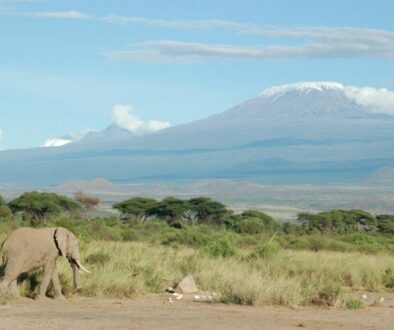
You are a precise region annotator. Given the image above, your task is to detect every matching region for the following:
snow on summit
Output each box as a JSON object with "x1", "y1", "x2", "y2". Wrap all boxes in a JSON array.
[{"x1": 258, "y1": 82, "x2": 344, "y2": 98}]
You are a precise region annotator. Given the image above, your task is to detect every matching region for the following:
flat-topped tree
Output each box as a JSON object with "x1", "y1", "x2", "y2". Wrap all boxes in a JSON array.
[
  {"x1": 147, "y1": 197, "x2": 188, "y2": 227},
  {"x1": 113, "y1": 197, "x2": 159, "y2": 222},
  {"x1": 188, "y1": 197, "x2": 229, "y2": 224},
  {"x1": 8, "y1": 191, "x2": 81, "y2": 220}
]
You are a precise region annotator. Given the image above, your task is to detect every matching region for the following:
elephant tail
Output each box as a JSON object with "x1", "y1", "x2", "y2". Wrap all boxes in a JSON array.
[{"x1": 0, "y1": 240, "x2": 7, "y2": 265}]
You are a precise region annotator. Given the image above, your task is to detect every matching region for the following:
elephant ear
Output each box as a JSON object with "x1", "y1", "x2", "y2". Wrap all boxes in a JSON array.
[{"x1": 55, "y1": 228, "x2": 68, "y2": 257}]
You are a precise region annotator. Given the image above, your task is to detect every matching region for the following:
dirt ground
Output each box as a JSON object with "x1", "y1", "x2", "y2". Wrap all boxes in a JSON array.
[{"x1": 1, "y1": 294, "x2": 393, "y2": 330}]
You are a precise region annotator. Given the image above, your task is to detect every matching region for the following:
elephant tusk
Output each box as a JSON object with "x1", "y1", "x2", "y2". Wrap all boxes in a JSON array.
[{"x1": 76, "y1": 260, "x2": 91, "y2": 273}]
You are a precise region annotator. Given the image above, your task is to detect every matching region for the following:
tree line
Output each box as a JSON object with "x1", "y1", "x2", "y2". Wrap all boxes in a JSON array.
[{"x1": 0, "y1": 192, "x2": 393, "y2": 235}]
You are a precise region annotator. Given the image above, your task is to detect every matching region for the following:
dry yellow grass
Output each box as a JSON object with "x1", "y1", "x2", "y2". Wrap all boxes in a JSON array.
[{"x1": 51, "y1": 241, "x2": 394, "y2": 306}]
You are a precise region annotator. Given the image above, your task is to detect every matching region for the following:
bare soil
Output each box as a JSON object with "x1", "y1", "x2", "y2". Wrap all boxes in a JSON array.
[{"x1": 1, "y1": 294, "x2": 393, "y2": 330}]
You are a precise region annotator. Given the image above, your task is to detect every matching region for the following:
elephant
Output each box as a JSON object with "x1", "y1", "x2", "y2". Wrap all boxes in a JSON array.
[{"x1": 0, "y1": 227, "x2": 90, "y2": 299}]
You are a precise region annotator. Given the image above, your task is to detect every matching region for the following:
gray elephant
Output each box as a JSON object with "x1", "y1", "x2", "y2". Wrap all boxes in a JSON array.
[{"x1": 0, "y1": 227, "x2": 90, "y2": 299}]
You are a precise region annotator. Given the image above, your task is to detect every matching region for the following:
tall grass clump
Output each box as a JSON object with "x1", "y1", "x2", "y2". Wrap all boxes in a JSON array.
[{"x1": 51, "y1": 241, "x2": 394, "y2": 306}]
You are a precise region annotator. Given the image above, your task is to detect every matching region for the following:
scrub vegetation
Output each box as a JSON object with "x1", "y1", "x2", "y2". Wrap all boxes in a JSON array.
[{"x1": 1, "y1": 192, "x2": 394, "y2": 307}]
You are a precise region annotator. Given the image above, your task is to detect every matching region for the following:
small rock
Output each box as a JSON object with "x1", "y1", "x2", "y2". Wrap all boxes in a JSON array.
[
  {"x1": 362, "y1": 294, "x2": 368, "y2": 300},
  {"x1": 175, "y1": 274, "x2": 198, "y2": 294},
  {"x1": 297, "y1": 322, "x2": 306, "y2": 328}
]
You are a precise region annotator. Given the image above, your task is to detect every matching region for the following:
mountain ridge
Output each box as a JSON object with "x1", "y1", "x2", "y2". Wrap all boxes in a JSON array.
[{"x1": 1, "y1": 81, "x2": 394, "y2": 186}]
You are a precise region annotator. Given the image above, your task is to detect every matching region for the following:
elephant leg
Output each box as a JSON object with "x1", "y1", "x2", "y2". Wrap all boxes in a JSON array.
[
  {"x1": 0, "y1": 279, "x2": 10, "y2": 294},
  {"x1": 37, "y1": 261, "x2": 55, "y2": 299},
  {"x1": 10, "y1": 280, "x2": 19, "y2": 297},
  {"x1": 0, "y1": 265, "x2": 20, "y2": 296},
  {"x1": 51, "y1": 266, "x2": 65, "y2": 300}
]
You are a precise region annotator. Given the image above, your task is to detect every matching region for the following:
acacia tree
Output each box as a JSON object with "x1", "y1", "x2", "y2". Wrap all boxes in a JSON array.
[
  {"x1": 297, "y1": 209, "x2": 377, "y2": 234},
  {"x1": 188, "y1": 197, "x2": 229, "y2": 224},
  {"x1": 147, "y1": 197, "x2": 188, "y2": 227},
  {"x1": 8, "y1": 191, "x2": 81, "y2": 220},
  {"x1": 113, "y1": 197, "x2": 159, "y2": 222}
]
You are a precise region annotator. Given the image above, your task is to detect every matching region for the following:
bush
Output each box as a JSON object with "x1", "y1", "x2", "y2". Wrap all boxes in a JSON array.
[
  {"x1": 121, "y1": 228, "x2": 137, "y2": 241},
  {"x1": 346, "y1": 299, "x2": 364, "y2": 309},
  {"x1": 285, "y1": 237, "x2": 311, "y2": 250},
  {"x1": 181, "y1": 228, "x2": 210, "y2": 247},
  {"x1": 204, "y1": 236, "x2": 237, "y2": 257},
  {"x1": 236, "y1": 218, "x2": 265, "y2": 234},
  {"x1": 247, "y1": 241, "x2": 280, "y2": 260},
  {"x1": 0, "y1": 205, "x2": 12, "y2": 219},
  {"x1": 382, "y1": 268, "x2": 394, "y2": 289},
  {"x1": 312, "y1": 280, "x2": 342, "y2": 306},
  {"x1": 309, "y1": 236, "x2": 328, "y2": 251}
]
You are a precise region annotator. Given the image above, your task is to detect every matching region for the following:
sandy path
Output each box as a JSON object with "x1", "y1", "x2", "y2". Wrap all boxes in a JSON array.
[{"x1": 0, "y1": 295, "x2": 393, "y2": 330}]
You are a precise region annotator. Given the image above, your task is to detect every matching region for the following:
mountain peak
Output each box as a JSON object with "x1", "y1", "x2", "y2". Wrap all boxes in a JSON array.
[{"x1": 258, "y1": 82, "x2": 344, "y2": 98}]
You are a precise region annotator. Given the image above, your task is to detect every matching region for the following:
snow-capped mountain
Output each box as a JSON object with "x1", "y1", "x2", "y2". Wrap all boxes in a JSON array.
[{"x1": 1, "y1": 82, "x2": 394, "y2": 185}]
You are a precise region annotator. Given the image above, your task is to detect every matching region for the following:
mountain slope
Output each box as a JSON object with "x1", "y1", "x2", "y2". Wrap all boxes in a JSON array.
[{"x1": 1, "y1": 82, "x2": 394, "y2": 186}]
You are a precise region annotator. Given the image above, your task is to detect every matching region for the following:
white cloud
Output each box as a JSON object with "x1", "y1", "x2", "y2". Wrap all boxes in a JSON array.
[
  {"x1": 107, "y1": 36, "x2": 394, "y2": 63},
  {"x1": 5, "y1": 9, "x2": 394, "y2": 61},
  {"x1": 25, "y1": 10, "x2": 90, "y2": 20},
  {"x1": 344, "y1": 86, "x2": 394, "y2": 115},
  {"x1": 43, "y1": 138, "x2": 73, "y2": 147},
  {"x1": 110, "y1": 104, "x2": 170, "y2": 134}
]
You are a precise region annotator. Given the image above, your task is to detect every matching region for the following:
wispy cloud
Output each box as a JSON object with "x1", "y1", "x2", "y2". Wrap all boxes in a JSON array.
[
  {"x1": 100, "y1": 18, "x2": 394, "y2": 63},
  {"x1": 102, "y1": 15, "x2": 250, "y2": 31},
  {"x1": 107, "y1": 36, "x2": 394, "y2": 63},
  {"x1": 0, "y1": 0, "x2": 48, "y2": 3},
  {"x1": 5, "y1": 10, "x2": 394, "y2": 62},
  {"x1": 25, "y1": 10, "x2": 90, "y2": 20},
  {"x1": 111, "y1": 104, "x2": 170, "y2": 134}
]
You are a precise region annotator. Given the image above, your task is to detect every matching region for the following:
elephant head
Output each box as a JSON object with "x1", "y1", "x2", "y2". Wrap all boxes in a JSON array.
[{"x1": 54, "y1": 228, "x2": 90, "y2": 292}]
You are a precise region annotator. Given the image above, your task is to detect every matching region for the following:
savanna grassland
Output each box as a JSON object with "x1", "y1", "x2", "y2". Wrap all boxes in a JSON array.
[{"x1": 1, "y1": 192, "x2": 394, "y2": 309}]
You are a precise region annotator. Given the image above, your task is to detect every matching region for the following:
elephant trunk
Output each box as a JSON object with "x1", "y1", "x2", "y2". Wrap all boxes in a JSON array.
[{"x1": 72, "y1": 263, "x2": 79, "y2": 293}]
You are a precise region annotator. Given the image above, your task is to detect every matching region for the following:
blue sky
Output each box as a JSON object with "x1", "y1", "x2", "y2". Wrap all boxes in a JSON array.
[{"x1": 1, "y1": 0, "x2": 394, "y2": 149}]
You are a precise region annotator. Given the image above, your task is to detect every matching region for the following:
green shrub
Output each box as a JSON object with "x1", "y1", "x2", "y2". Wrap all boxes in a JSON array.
[
  {"x1": 0, "y1": 205, "x2": 12, "y2": 219},
  {"x1": 121, "y1": 228, "x2": 137, "y2": 241},
  {"x1": 346, "y1": 299, "x2": 364, "y2": 309},
  {"x1": 159, "y1": 230, "x2": 181, "y2": 246},
  {"x1": 286, "y1": 237, "x2": 311, "y2": 250},
  {"x1": 236, "y1": 218, "x2": 265, "y2": 234},
  {"x1": 204, "y1": 237, "x2": 237, "y2": 257},
  {"x1": 247, "y1": 241, "x2": 280, "y2": 260},
  {"x1": 309, "y1": 236, "x2": 328, "y2": 251},
  {"x1": 181, "y1": 228, "x2": 210, "y2": 247},
  {"x1": 383, "y1": 268, "x2": 394, "y2": 289}
]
